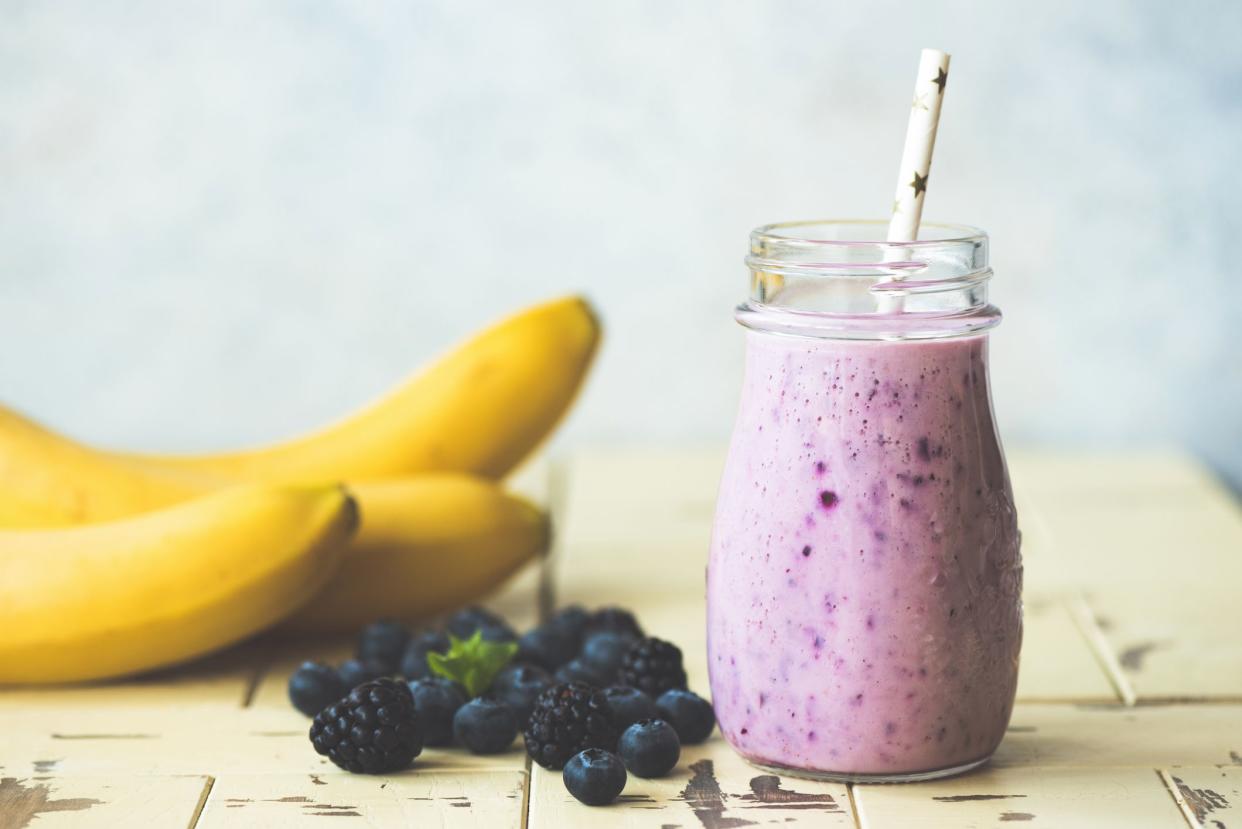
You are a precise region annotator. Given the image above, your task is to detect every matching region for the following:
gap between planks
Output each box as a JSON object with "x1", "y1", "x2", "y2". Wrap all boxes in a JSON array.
[
  {"x1": 847, "y1": 783, "x2": 864, "y2": 829},
  {"x1": 1068, "y1": 595, "x2": 1138, "y2": 706},
  {"x1": 239, "y1": 656, "x2": 272, "y2": 708},
  {"x1": 1157, "y1": 768, "x2": 1203, "y2": 829},
  {"x1": 187, "y1": 775, "x2": 215, "y2": 829}
]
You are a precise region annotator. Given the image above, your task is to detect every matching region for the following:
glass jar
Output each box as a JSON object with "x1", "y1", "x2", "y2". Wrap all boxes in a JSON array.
[{"x1": 706, "y1": 220, "x2": 1022, "y2": 782}]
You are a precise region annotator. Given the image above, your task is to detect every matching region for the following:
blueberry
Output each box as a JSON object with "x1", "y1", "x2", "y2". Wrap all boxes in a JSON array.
[
  {"x1": 356, "y1": 619, "x2": 410, "y2": 674},
  {"x1": 408, "y1": 678, "x2": 467, "y2": 746},
  {"x1": 491, "y1": 663, "x2": 554, "y2": 722},
  {"x1": 656, "y1": 689, "x2": 716, "y2": 744},
  {"x1": 602, "y1": 685, "x2": 658, "y2": 731},
  {"x1": 401, "y1": 630, "x2": 450, "y2": 679},
  {"x1": 581, "y1": 631, "x2": 635, "y2": 677},
  {"x1": 563, "y1": 748, "x2": 627, "y2": 806},
  {"x1": 547, "y1": 605, "x2": 591, "y2": 649},
  {"x1": 517, "y1": 624, "x2": 578, "y2": 671},
  {"x1": 555, "y1": 658, "x2": 609, "y2": 687},
  {"x1": 337, "y1": 658, "x2": 389, "y2": 688},
  {"x1": 453, "y1": 698, "x2": 518, "y2": 754},
  {"x1": 586, "y1": 607, "x2": 644, "y2": 640},
  {"x1": 446, "y1": 606, "x2": 516, "y2": 642},
  {"x1": 288, "y1": 661, "x2": 348, "y2": 717},
  {"x1": 618, "y1": 719, "x2": 680, "y2": 778}
]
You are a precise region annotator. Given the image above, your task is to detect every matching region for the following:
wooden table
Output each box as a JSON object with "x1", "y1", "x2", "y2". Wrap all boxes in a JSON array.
[{"x1": 2, "y1": 448, "x2": 1240, "y2": 828}]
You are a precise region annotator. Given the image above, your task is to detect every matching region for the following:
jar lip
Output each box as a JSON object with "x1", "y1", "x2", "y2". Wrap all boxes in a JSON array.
[{"x1": 753, "y1": 219, "x2": 987, "y2": 248}]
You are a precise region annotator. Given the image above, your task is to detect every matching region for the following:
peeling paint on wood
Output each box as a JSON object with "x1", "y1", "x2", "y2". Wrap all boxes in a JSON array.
[
  {"x1": 1171, "y1": 774, "x2": 1231, "y2": 824},
  {"x1": 1119, "y1": 641, "x2": 1166, "y2": 671},
  {"x1": 999, "y1": 811, "x2": 1035, "y2": 821},
  {"x1": 739, "y1": 776, "x2": 840, "y2": 811},
  {"x1": 678, "y1": 759, "x2": 756, "y2": 829},
  {"x1": 0, "y1": 777, "x2": 102, "y2": 828},
  {"x1": 932, "y1": 794, "x2": 1028, "y2": 802}
]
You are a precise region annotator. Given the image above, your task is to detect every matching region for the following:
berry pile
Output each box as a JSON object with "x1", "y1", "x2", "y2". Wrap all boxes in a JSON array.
[{"x1": 288, "y1": 604, "x2": 715, "y2": 806}]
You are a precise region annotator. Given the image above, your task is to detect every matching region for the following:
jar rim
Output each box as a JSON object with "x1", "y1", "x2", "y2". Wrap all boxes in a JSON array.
[{"x1": 752, "y1": 219, "x2": 987, "y2": 248}]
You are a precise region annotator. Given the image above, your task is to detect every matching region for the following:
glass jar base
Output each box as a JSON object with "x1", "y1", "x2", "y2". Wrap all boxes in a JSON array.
[{"x1": 744, "y1": 752, "x2": 992, "y2": 784}]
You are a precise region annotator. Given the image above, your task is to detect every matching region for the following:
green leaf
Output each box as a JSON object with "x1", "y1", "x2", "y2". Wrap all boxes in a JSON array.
[{"x1": 426, "y1": 630, "x2": 519, "y2": 697}]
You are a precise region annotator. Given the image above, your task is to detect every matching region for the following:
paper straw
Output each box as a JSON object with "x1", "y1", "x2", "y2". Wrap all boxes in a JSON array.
[{"x1": 878, "y1": 48, "x2": 951, "y2": 313}]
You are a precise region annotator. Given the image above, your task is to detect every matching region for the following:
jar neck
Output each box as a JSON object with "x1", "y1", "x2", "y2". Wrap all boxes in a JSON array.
[{"x1": 740, "y1": 219, "x2": 1000, "y2": 340}]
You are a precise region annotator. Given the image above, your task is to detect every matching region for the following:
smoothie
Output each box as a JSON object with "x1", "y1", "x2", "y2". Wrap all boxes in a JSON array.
[{"x1": 706, "y1": 329, "x2": 1022, "y2": 778}]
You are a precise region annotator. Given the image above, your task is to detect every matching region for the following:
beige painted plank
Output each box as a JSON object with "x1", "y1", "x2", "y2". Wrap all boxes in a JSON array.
[
  {"x1": 0, "y1": 639, "x2": 266, "y2": 712},
  {"x1": 528, "y1": 740, "x2": 853, "y2": 827},
  {"x1": 1088, "y1": 592, "x2": 1242, "y2": 701},
  {"x1": 1161, "y1": 766, "x2": 1242, "y2": 828},
  {"x1": 994, "y1": 704, "x2": 1242, "y2": 769},
  {"x1": 1006, "y1": 448, "x2": 1229, "y2": 499},
  {"x1": 199, "y1": 770, "x2": 526, "y2": 827},
  {"x1": 1016, "y1": 597, "x2": 1119, "y2": 703},
  {"x1": 0, "y1": 706, "x2": 530, "y2": 777},
  {"x1": 550, "y1": 448, "x2": 721, "y2": 596},
  {"x1": 854, "y1": 765, "x2": 1184, "y2": 828},
  {"x1": 0, "y1": 774, "x2": 210, "y2": 828},
  {"x1": 1032, "y1": 491, "x2": 1242, "y2": 592}
]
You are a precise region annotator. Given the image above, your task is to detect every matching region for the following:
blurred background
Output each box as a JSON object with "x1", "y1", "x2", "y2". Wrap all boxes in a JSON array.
[{"x1": 1, "y1": 0, "x2": 1239, "y2": 488}]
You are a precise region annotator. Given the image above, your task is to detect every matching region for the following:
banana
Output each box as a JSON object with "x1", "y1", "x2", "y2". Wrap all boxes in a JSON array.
[
  {"x1": 281, "y1": 475, "x2": 549, "y2": 634},
  {"x1": 0, "y1": 483, "x2": 357, "y2": 684},
  {"x1": 118, "y1": 295, "x2": 600, "y2": 482},
  {"x1": 0, "y1": 296, "x2": 585, "y2": 648},
  {"x1": 0, "y1": 405, "x2": 210, "y2": 527}
]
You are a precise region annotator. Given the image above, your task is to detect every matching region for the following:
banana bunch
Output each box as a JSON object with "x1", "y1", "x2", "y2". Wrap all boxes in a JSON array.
[{"x1": 0, "y1": 296, "x2": 599, "y2": 683}]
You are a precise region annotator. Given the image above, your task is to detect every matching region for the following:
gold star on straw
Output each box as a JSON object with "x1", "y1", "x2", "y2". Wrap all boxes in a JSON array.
[
  {"x1": 910, "y1": 171, "x2": 928, "y2": 197},
  {"x1": 932, "y1": 67, "x2": 947, "y2": 93},
  {"x1": 911, "y1": 92, "x2": 930, "y2": 111}
]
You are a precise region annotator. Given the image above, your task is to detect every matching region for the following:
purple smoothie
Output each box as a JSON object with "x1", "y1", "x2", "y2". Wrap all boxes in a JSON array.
[{"x1": 706, "y1": 330, "x2": 1022, "y2": 778}]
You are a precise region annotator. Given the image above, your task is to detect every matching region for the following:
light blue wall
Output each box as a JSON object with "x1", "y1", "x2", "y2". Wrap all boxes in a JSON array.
[{"x1": 2, "y1": 1, "x2": 1239, "y2": 487}]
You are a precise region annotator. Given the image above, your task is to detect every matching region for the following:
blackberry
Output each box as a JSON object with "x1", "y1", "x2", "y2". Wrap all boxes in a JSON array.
[
  {"x1": 309, "y1": 678, "x2": 423, "y2": 773},
  {"x1": 586, "y1": 606, "x2": 644, "y2": 640},
  {"x1": 524, "y1": 682, "x2": 618, "y2": 770},
  {"x1": 454, "y1": 698, "x2": 519, "y2": 754},
  {"x1": 617, "y1": 637, "x2": 687, "y2": 697},
  {"x1": 603, "y1": 685, "x2": 658, "y2": 730},
  {"x1": 407, "y1": 678, "x2": 466, "y2": 746},
  {"x1": 618, "y1": 719, "x2": 680, "y2": 778},
  {"x1": 555, "y1": 658, "x2": 609, "y2": 687},
  {"x1": 356, "y1": 620, "x2": 409, "y2": 674},
  {"x1": 445, "y1": 606, "x2": 517, "y2": 642},
  {"x1": 338, "y1": 658, "x2": 389, "y2": 688},
  {"x1": 288, "y1": 661, "x2": 348, "y2": 717},
  {"x1": 563, "y1": 748, "x2": 627, "y2": 806},
  {"x1": 492, "y1": 663, "x2": 554, "y2": 721},
  {"x1": 656, "y1": 689, "x2": 716, "y2": 744},
  {"x1": 517, "y1": 624, "x2": 578, "y2": 671},
  {"x1": 400, "y1": 630, "x2": 450, "y2": 679}
]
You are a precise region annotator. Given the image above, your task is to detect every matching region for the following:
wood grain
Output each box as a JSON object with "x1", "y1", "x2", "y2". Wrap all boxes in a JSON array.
[
  {"x1": 0, "y1": 774, "x2": 210, "y2": 828},
  {"x1": 854, "y1": 766, "x2": 1185, "y2": 828},
  {"x1": 198, "y1": 770, "x2": 527, "y2": 828}
]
